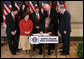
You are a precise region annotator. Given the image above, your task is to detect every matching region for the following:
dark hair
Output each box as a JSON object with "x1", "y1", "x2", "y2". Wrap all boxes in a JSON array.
[
  {"x1": 45, "y1": 17, "x2": 51, "y2": 22},
  {"x1": 22, "y1": 11, "x2": 30, "y2": 18},
  {"x1": 11, "y1": 6, "x2": 18, "y2": 12},
  {"x1": 35, "y1": 6, "x2": 39, "y2": 9},
  {"x1": 20, "y1": 4, "x2": 29, "y2": 12}
]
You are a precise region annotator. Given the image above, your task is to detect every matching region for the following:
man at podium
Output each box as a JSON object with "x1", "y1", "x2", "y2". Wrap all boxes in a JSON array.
[{"x1": 39, "y1": 17, "x2": 55, "y2": 55}]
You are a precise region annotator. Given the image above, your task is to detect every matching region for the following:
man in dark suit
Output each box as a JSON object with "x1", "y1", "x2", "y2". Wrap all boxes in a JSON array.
[
  {"x1": 30, "y1": 6, "x2": 44, "y2": 55},
  {"x1": 57, "y1": 5, "x2": 71, "y2": 55},
  {"x1": 30, "y1": 6, "x2": 44, "y2": 33},
  {"x1": 6, "y1": 7, "x2": 19, "y2": 55},
  {"x1": 43, "y1": 4, "x2": 58, "y2": 36},
  {"x1": 39, "y1": 17, "x2": 54, "y2": 55},
  {"x1": 43, "y1": 4, "x2": 58, "y2": 51}
]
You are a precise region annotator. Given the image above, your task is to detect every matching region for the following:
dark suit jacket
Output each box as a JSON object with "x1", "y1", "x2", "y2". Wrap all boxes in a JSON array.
[
  {"x1": 43, "y1": 8, "x2": 58, "y2": 23},
  {"x1": 39, "y1": 23, "x2": 54, "y2": 34},
  {"x1": 43, "y1": 8, "x2": 58, "y2": 35},
  {"x1": 6, "y1": 13, "x2": 19, "y2": 39},
  {"x1": 59, "y1": 10, "x2": 71, "y2": 34},
  {"x1": 30, "y1": 12, "x2": 44, "y2": 33}
]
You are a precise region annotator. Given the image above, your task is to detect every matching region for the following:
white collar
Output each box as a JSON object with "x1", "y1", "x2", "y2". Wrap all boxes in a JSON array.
[
  {"x1": 36, "y1": 12, "x2": 39, "y2": 15},
  {"x1": 62, "y1": 9, "x2": 66, "y2": 14},
  {"x1": 48, "y1": 9, "x2": 50, "y2": 13},
  {"x1": 45, "y1": 24, "x2": 49, "y2": 27},
  {"x1": 11, "y1": 12, "x2": 15, "y2": 17}
]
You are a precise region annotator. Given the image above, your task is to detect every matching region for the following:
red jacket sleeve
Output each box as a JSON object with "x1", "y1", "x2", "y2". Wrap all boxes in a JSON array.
[
  {"x1": 19, "y1": 21, "x2": 25, "y2": 34},
  {"x1": 28, "y1": 20, "x2": 33, "y2": 33}
]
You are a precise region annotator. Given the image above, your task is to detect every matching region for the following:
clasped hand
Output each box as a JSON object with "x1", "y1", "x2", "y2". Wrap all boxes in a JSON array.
[{"x1": 11, "y1": 30, "x2": 17, "y2": 35}]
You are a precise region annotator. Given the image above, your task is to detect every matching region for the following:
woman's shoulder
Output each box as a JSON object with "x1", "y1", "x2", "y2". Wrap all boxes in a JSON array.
[
  {"x1": 20, "y1": 19, "x2": 24, "y2": 23},
  {"x1": 28, "y1": 19, "x2": 33, "y2": 22}
]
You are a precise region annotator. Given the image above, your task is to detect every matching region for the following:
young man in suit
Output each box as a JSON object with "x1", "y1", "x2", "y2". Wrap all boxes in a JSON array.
[
  {"x1": 6, "y1": 7, "x2": 19, "y2": 55},
  {"x1": 30, "y1": 6, "x2": 44, "y2": 55},
  {"x1": 39, "y1": 17, "x2": 54, "y2": 55},
  {"x1": 57, "y1": 5, "x2": 71, "y2": 55}
]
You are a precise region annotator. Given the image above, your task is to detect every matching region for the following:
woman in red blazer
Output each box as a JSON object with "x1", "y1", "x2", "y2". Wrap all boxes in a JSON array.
[{"x1": 18, "y1": 11, "x2": 33, "y2": 54}]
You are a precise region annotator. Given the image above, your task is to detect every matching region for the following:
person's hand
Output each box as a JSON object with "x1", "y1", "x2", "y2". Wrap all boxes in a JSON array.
[
  {"x1": 64, "y1": 30, "x2": 67, "y2": 34},
  {"x1": 36, "y1": 26, "x2": 39, "y2": 29},
  {"x1": 14, "y1": 30, "x2": 17, "y2": 34},
  {"x1": 25, "y1": 31, "x2": 28, "y2": 34},
  {"x1": 25, "y1": 31, "x2": 30, "y2": 34},
  {"x1": 48, "y1": 32, "x2": 52, "y2": 35},
  {"x1": 11, "y1": 31, "x2": 15, "y2": 35},
  {"x1": 40, "y1": 31, "x2": 43, "y2": 34},
  {"x1": 27, "y1": 31, "x2": 30, "y2": 34}
]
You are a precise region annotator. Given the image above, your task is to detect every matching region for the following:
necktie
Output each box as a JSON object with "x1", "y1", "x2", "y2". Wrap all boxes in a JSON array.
[
  {"x1": 37, "y1": 13, "x2": 39, "y2": 22},
  {"x1": 45, "y1": 27, "x2": 48, "y2": 33}
]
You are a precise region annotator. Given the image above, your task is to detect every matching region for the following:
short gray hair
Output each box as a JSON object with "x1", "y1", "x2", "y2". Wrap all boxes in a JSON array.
[
  {"x1": 44, "y1": 4, "x2": 50, "y2": 9},
  {"x1": 57, "y1": 5, "x2": 65, "y2": 9}
]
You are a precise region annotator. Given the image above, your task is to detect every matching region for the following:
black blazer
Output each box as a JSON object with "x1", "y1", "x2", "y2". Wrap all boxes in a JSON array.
[
  {"x1": 59, "y1": 10, "x2": 71, "y2": 34},
  {"x1": 6, "y1": 13, "x2": 19, "y2": 38},
  {"x1": 39, "y1": 23, "x2": 54, "y2": 34},
  {"x1": 43, "y1": 8, "x2": 58, "y2": 24},
  {"x1": 30, "y1": 12, "x2": 44, "y2": 33},
  {"x1": 43, "y1": 8, "x2": 58, "y2": 34}
]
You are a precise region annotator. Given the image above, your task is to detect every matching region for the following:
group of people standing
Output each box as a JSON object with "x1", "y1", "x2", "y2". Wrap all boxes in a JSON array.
[{"x1": 6, "y1": 3, "x2": 71, "y2": 56}]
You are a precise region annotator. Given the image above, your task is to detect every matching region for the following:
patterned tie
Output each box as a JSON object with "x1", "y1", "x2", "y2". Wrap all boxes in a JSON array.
[
  {"x1": 37, "y1": 13, "x2": 39, "y2": 22},
  {"x1": 45, "y1": 27, "x2": 48, "y2": 33}
]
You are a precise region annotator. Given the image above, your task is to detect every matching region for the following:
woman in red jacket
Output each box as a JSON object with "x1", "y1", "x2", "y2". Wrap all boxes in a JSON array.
[{"x1": 18, "y1": 11, "x2": 33, "y2": 54}]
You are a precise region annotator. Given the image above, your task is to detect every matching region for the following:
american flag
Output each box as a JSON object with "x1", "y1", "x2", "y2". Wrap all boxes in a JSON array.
[
  {"x1": 39, "y1": 1, "x2": 52, "y2": 13},
  {"x1": 57, "y1": 1, "x2": 66, "y2": 9},
  {"x1": 29, "y1": 1, "x2": 37, "y2": 13},
  {"x1": 14, "y1": 1, "x2": 23, "y2": 10},
  {"x1": 3, "y1": 1, "x2": 12, "y2": 23}
]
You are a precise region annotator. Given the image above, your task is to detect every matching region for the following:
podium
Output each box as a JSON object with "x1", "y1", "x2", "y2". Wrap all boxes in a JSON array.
[{"x1": 29, "y1": 33, "x2": 59, "y2": 58}]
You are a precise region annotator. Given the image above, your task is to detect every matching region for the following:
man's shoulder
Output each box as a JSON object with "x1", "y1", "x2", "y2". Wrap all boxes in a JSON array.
[
  {"x1": 6, "y1": 13, "x2": 11, "y2": 17},
  {"x1": 20, "y1": 19, "x2": 24, "y2": 23},
  {"x1": 31, "y1": 12, "x2": 35, "y2": 15},
  {"x1": 65, "y1": 10, "x2": 70, "y2": 15},
  {"x1": 49, "y1": 24, "x2": 54, "y2": 27}
]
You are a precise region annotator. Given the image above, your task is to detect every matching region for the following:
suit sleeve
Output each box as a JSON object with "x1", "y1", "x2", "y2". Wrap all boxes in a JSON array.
[
  {"x1": 43, "y1": 10, "x2": 48, "y2": 19},
  {"x1": 51, "y1": 24, "x2": 55, "y2": 34},
  {"x1": 54, "y1": 10, "x2": 59, "y2": 31},
  {"x1": 39, "y1": 24, "x2": 45, "y2": 33},
  {"x1": 64, "y1": 13, "x2": 71, "y2": 31},
  {"x1": 6, "y1": 15, "x2": 12, "y2": 33}
]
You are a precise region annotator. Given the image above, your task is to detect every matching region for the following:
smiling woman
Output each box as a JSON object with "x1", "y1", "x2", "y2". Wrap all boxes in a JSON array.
[{"x1": 18, "y1": 11, "x2": 33, "y2": 54}]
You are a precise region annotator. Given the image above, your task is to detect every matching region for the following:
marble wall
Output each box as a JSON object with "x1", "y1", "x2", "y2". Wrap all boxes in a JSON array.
[{"x1": 66, "y1": 1, "x2": 83, "y2": 37}]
